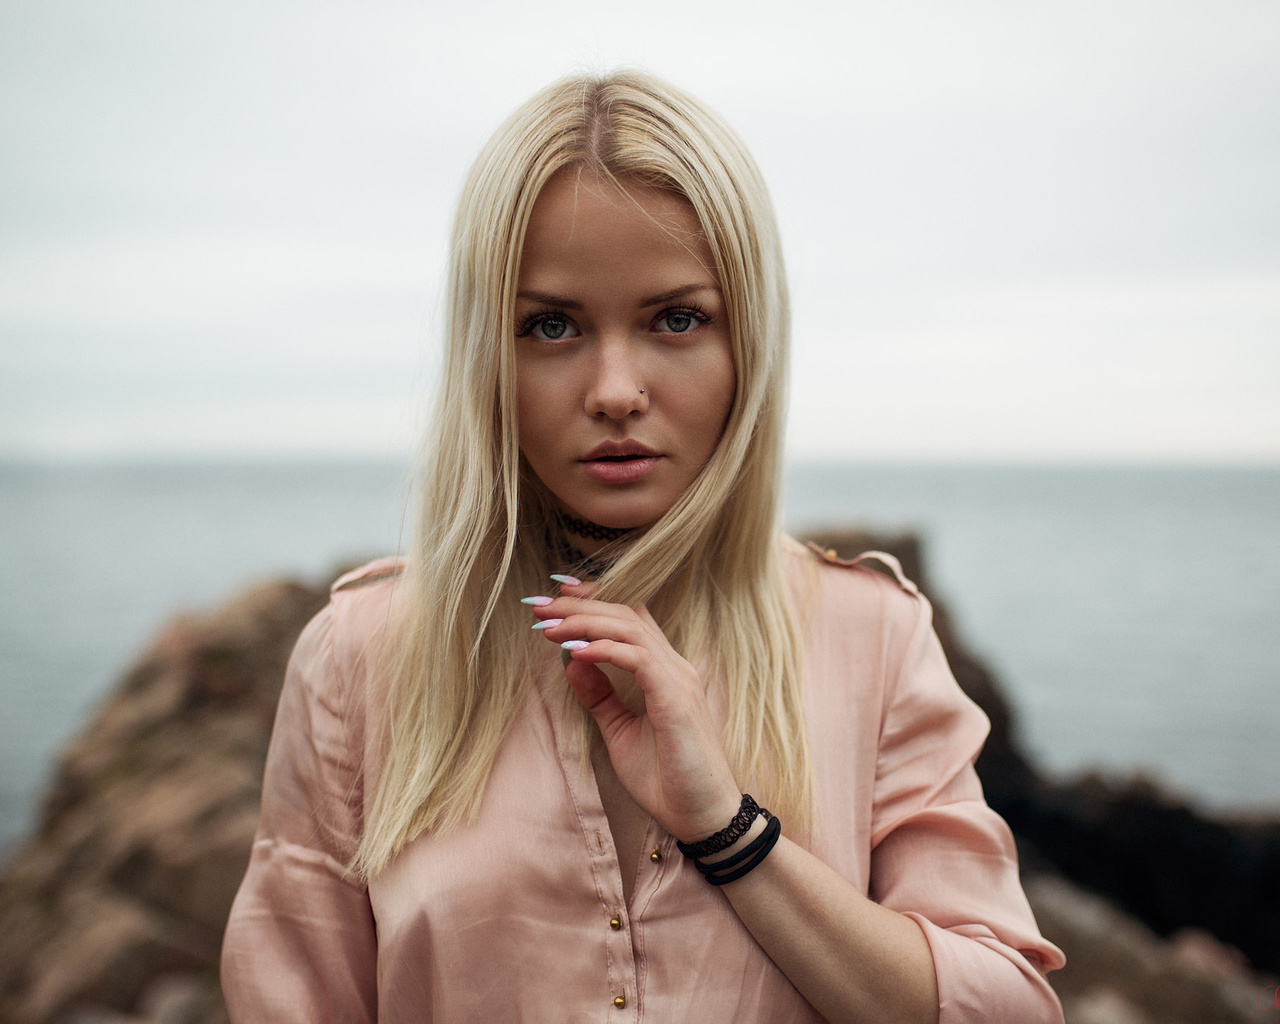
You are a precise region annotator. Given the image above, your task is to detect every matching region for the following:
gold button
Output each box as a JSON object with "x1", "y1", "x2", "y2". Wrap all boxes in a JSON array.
[
  {"x1": 650, "y1": 847, "x2": 662, "y2": 862},
  {"x1": 609, "y1": 916, "x2": 622, "y2": 930},
  {"x1": 613, "y1": 994, "x2": 626, "y2": 1008}
]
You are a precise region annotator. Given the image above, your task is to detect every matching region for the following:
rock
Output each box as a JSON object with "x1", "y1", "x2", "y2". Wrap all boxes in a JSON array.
[
  {"x1": 0, "y1": 579, "x2": 328, "y2": 1024},
  {"x1": 136, "y1": 974, "x2": 227, "y2": 1024},
  {"x1": 1026, "y1": 874, "x2": 1271, "y2": 1024},
  {"x1": 1006, "y1": 771, "x2": 1280, "y2": 978},
  {"x1": 15, "y1": 889, "x2": 209, "y2": 1024},
  {"x1": 1062, "y1": 987, "x2": 1154, "y2": 1024}
]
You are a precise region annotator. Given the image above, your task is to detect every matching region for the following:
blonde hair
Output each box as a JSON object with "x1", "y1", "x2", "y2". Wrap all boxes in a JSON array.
[{"x1": 354, "y1": 69, "x2": 809, "y2": 878}]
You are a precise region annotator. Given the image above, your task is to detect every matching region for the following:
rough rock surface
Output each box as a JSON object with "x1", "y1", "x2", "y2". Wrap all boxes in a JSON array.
[
  {"x1": 1030, "y1": 875, "x2": 1275, "y2": 1024},
  {"x1": 0, "y1": 538, "x2": 1275, "y2": 1023},
  {"x1": 0, "y1": 578, "x2": 329, "y2": 1024}
]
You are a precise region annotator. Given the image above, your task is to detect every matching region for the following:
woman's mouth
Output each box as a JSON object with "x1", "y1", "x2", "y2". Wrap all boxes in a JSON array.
[{"x1": 581, "y1": 443, "x2": 661, "y2": 483}]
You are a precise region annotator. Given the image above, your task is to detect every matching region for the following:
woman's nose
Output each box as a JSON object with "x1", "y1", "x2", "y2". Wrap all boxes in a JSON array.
[{"x1": 584, "y1": 342, "x2": 649, "y2": 420}]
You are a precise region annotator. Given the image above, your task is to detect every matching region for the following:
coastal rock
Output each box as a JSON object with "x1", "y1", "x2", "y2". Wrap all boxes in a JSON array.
[
  {"x1": 1005, "y1": 771, "x2": 1280, "y2": 978},
  {"x1": 0, "y1": 579, "x2": 328, "y2": 1024},
  {"x1": 1026, "y1": 874, "x2": 1273, "y2": 1024}
]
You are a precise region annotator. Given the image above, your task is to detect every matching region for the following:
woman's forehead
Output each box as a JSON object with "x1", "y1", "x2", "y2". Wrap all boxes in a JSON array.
[
  {"x1": 531, "y1": 167, "x2": 701, "y2": 234},
  {"x1": 519, "y1": 169, "x2": 714, "y2": 283}
]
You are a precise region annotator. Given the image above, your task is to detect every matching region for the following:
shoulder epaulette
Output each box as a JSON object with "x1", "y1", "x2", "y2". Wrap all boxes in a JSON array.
[
  {"x1": 805, "y1": 542, "x2": 919, "y2": 596},
  {"x1": 331, "y1": 558, "x2": 406, "y2": 594}
]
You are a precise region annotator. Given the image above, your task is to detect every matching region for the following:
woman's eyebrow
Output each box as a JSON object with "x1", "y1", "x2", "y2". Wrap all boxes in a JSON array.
[
  {"x1": 515, "y1": 291, "x2": 583, "y2": 309},
  {"x1": 640, "y1": 283, "x2": 720, "y2": 307},
  {"x1": 515, "y1": 283, "x2": 720, "y2": 309}
]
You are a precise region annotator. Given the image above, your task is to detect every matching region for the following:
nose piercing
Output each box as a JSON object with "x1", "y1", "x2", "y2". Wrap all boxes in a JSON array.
[{"x1": 639, "y1": 388, "x2": 646, "y2": 394}]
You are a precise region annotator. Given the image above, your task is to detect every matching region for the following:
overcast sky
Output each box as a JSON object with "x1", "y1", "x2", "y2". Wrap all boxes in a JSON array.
[{"x1": 1, "y1": 0, "x2": 1277, "y2": 462}]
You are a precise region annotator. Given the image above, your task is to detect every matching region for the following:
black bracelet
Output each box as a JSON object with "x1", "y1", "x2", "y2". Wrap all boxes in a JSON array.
[
  {"x1": 695, "y1": 815, "x2": 782, "y2": 885},
  {"x1": 676, "y1": 794, "x2": 770, "y2": 859}
]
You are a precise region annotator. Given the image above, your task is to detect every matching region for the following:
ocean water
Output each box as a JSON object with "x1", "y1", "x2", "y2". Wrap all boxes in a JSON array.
[
  {"x1": 1, "y1": 460, "x2": 1277, "y2": 854},
  {"x1": 786, "y1": 463, "x2": 1280, "y2": 812}
]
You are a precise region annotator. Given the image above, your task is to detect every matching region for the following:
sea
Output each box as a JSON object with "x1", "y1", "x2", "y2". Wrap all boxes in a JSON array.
[{"x1": 1, "y1": 460, "x2": 1278, "y2": 855}]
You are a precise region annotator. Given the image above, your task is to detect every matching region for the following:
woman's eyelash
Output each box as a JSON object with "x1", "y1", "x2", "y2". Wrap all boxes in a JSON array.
[
  {"x1": 668, "y1": 302, "x2": 712, "y2": 321},
  {"x1": 516, "y1": 304, "x2": 715, "y2": 337},
  {"x1": 515, "y1": 308, "x2": 572, "y2": 338},
  {"x1": 655, "y1": 304, "x2": 715, "y2": 331}
]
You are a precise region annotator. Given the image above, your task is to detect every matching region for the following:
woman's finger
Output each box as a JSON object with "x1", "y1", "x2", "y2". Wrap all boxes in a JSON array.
[
  {"x1": 550, "y1": 574, "x2": 600, "y2": 599},
  {"x1": 562, "y1": 637, "x2": 681, "y2": 695},
  {"x1": 528, "y1": 593, "x2": 630, "y2": 621},
  {"x1": 533, "y1": 610, "x2": 654, "y2": 648},
  {"x1": 563, "y1": 659, "x2": 636, "y2": 737}
]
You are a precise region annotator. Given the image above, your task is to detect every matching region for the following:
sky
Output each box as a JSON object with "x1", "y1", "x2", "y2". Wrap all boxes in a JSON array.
[{"x1": 1, "y1": 0, "x2": 1277, "y2": 462}]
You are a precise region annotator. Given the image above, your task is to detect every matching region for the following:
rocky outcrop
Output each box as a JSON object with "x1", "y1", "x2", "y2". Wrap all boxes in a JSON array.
[
  {"x1": 0, "y1": 579, "x2": 329, "y2": 1024},
  {"x1": 1005, "y1": 771, "x2": 1280, "y2": 980},
  {"x1": 1030, "y1": 875, "x2": 1274, "y2": 1024},
  {"x1": 0, "y1": 537, "x2": 1275, "y2": 1023}
]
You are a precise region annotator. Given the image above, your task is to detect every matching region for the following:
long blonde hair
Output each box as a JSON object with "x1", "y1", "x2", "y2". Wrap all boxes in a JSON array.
[{"x1": 354, "y1": 69, "x2": 810, "y2": 879}]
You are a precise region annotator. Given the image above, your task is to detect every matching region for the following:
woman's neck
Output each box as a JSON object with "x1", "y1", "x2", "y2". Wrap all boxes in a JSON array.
[
  {"x1": 557, "y1": 511, "x2": 632, "y2": 554},
  {"x1": 546, "y1": 511, "x2": 636, "y2": 578}
]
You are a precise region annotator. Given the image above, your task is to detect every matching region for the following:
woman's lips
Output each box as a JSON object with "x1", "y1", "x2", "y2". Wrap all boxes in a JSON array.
[
  {"x1": 580, "y1": 440, "x2": 661, "y2": 483},
  {"x1": 581, "y1": 455, "x2": 661, "y2": 483}
]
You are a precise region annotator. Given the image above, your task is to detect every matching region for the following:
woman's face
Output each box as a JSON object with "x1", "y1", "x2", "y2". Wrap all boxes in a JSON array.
[{"x1": 515, "y1": 168, "x2": 736, "y2": 530}]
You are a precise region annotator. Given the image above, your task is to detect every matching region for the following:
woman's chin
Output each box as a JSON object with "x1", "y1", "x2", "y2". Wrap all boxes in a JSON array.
[{"x1": 557, "y1": 500, "x2": 663, "y2": 533}]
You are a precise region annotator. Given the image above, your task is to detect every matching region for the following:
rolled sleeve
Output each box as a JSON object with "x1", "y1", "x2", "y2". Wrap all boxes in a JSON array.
[
  {"x1": 221, "y1": 604, "x2": 378, "y2": 1023},
  {"x1": 870, "y1": 588, "x2": 1065, "y2": 1023}
]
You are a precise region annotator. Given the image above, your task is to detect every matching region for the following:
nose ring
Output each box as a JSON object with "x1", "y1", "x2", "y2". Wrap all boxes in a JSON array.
[{"x1": 639, "y1": 388, "x2": 646, "y2": 394}]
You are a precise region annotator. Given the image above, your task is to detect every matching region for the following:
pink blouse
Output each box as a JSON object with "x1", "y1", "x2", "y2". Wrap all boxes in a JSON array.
[{"x1": 221, "y1": 539, "x2": 1065, "y2": 1022}]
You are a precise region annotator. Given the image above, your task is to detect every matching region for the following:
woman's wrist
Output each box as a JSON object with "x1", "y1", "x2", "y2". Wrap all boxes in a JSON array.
[
  {"x1": 677, "y1": 793, "x2": 767, "y2": 856},
  {"x1": 696, "y1": 813, "x2": 769, "y2": 866},
  {"x1": 677, "y1": 793, "x2": 782, "y2": 885}
]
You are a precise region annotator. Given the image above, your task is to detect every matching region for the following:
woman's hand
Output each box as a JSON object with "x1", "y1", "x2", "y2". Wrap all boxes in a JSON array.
[
  {"x1": 526, "y1": 577, "x2": 742, "y2": 844},
  {"x1": 526, "y1": 576, "x2": 947, "y2": 1024}
]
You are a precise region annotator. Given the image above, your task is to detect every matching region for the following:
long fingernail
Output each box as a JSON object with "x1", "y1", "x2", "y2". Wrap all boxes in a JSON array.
[
  {"x1": 561, "y1": 640, "x2": 590, "y2": 651},
  {"x1": 521, "y1": 596, "x2": 553, "y2": 606},
  {"x1": 531, "y1": 618, "x2": 563, "y2": 630},
  {"x1": 550, "y1": 573, "x2": 581, "y2": 586}
]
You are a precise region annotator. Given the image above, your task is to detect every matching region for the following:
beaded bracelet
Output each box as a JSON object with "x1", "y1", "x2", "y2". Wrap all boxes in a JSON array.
[{"x1": 676, "y1": 794, "x2": 770, "y2": 859}]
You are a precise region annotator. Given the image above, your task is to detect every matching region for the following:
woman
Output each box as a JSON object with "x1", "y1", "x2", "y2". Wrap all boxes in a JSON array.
[{"x1": 222, "y1": 70, "x2": 1065, "y2": 1022}]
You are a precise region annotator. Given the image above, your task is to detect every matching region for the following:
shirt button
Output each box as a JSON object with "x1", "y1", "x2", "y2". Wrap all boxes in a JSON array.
[
  {"x1": 650, "y1": 847, "x2": 662, "y2": 862},
  {"x1": 614, "y1": 994, "x2": 627, "y2": 1008},
  {"x1": 609, "y1": 916, "x2": 622, "y2": 930}
]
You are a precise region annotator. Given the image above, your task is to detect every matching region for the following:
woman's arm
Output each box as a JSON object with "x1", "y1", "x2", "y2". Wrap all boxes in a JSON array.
[
  {"x1": 533, "y1": 576, "x2": 1061, "y2": 1024},
  {"x1": 715, "y1": 823, "x2": 939, "y2": 1024},
  {"x1": 221, "y1": 599, "x2": 378, "y2": 1023}
]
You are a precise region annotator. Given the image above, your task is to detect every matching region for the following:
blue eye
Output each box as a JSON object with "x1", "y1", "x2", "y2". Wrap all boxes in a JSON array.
[
  {"x1": 517, "y1": 311, "x2": 580, "y2": 342},
  {"x1": 654, "y1": 306, "x2": 713, "y2": 334}
]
